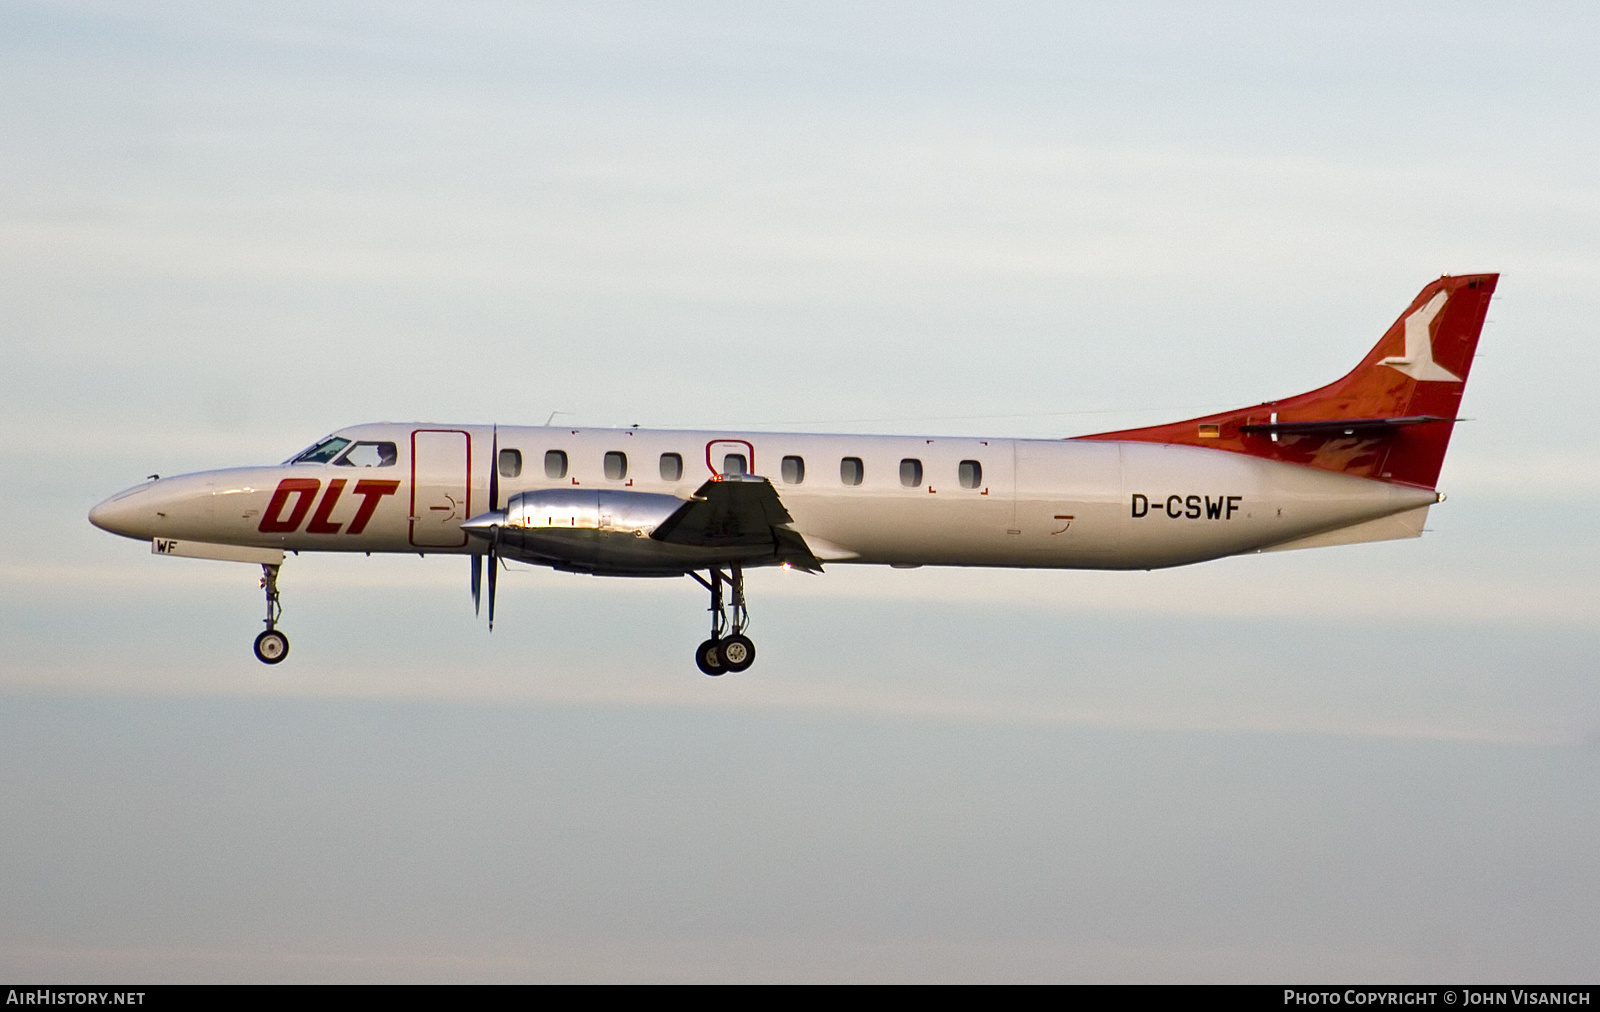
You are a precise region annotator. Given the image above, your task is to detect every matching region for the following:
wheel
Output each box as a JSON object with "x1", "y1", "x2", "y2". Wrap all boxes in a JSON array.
[
  {"x1": 695, "y1": 638, "x2": 724, "y2": 676},
  {"x1": 719, "y1": 634, "x2": 755, "y2": 672},
  {"x1": 253, "y1": 629, "x2": 289, "y2": 665}
]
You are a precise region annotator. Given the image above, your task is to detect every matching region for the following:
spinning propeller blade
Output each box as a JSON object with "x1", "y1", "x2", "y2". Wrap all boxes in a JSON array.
[
  {"x1": 489, "y1": 424, "x2": 500, "y2": 513},
  {"x1": 487, "y1": 425, "x2": 499, "y2": 630},
  {"x1": 487, "y1": 541, "x2": 498, "y2": 631},
  {"x1": 469, "y1": 424, "x2": 502, "y2": 626}
]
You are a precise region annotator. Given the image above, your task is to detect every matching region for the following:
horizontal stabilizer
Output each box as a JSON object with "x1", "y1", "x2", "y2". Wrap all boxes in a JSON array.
[
  {"x1": 1260, "y1": 504, "x2": 1430, "y2": 553},
  {"x1": 1238, "y1": 415, "x2": 1460, "y2": 437}
]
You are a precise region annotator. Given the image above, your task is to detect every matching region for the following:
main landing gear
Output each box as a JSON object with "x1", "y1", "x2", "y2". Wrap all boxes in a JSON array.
[
  {"x1": 252, "y1": 563, "x2": 289, "y2": 664},
  {"x1": 690, "y1": 565, "x2": 755, "y2": 676}
]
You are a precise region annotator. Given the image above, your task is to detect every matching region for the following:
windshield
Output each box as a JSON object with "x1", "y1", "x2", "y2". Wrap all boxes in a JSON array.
[
  {"x1": 334, "y1": 441, "x2": 398, "y2": 467},
  {"x1": 287, "y1": 437, "x2": 352, "y2": 464}
]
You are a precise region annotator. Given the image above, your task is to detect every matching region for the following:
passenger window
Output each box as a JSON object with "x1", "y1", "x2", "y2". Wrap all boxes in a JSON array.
[
  {"x1": 959, "y1": 459, "x2": 983, "y2": 489},
  {"x1": 660, "y1": 453, "x2": 683, "y2": 481},
  {"x1": 899, "y1": 458, "x2": 923, "y2": 487},
  {"x1": 498, "y1": 448, "x2": 522, "y2": 478},
  {"x1": 840, "y1": 457, "x2": 863, "y2": 486},
  {"x1": 545, "y1": 450, "x2": 568, "y2": 479},
  {"x1": 334, "y1": 441, "x2": 397, "y2": 467},
  {"x1": 781, "y1": 455, "x2": 805, "y2": 484},
  {"x1": 604, "y1": 451, "x2": 628, "y2": 480},
  {"x1": 722, "y1": 453, "x2": 747, "y2": 476}
]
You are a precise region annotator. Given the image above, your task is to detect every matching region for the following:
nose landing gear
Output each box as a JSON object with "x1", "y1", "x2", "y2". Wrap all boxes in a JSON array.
[
  {"x1": 252, "y1": 563, "x2": 289, "y2": 664},
  {"x1": 691, "y1": 565, "x2": 755, "y2": 676}
]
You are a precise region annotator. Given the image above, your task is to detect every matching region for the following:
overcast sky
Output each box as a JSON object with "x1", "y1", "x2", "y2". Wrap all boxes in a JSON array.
[{"x1": 3, "y1": 0, "x2": 1599, "y2": 982}]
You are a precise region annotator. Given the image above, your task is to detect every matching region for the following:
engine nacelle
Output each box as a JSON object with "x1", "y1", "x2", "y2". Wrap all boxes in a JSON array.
[
  {"x1": 467, "y1": 488, "x2": 761, "y2": 576},
  {"x1": 503, "y1": 488, "x2": 685, "y2": 536}
]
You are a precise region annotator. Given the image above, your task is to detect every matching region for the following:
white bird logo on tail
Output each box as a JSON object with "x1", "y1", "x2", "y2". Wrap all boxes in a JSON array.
[{"x1": 1379, "y1": 290, "x2": 1461, "y2": 382}]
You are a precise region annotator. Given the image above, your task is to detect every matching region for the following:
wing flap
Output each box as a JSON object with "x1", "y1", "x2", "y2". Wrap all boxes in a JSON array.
[{"x1": 652, "y1": 475, "x2": 824, "y2": 572}]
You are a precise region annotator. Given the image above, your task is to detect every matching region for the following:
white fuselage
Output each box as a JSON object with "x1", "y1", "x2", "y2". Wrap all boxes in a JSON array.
[{"x1": 90, "y1": 423, "x2": 1440, "y2": 572}]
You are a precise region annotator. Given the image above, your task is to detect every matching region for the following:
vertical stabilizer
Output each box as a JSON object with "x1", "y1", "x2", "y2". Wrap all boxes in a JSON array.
[{"x1": 1077, "y1": 274, "x2": 1497, "y2": 488}]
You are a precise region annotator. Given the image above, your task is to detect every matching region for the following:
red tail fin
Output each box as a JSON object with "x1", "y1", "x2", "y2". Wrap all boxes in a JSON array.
[{"x1": 1078, "y1": 273, "x2": 1498, "y2": 489}]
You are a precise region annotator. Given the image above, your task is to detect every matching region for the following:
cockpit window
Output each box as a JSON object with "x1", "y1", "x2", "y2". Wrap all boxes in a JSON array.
[
  {"x1": 289, "y1": 437, "x2": 351, "y2": 464},
  {"x1": 334, "y1": 441, "x2": 398, "y2": 467}
]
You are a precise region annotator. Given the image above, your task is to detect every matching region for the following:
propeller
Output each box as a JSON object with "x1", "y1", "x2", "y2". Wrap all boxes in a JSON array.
[
  {"x1": 487, "y1": 529, "x2": 499, "y2": 632},
  {"x1": 487, "y1": 424, "x2": 500, "y2": 630},
  {"x1": 470, "y1": 425, "x2": 502, "y2": 630}
]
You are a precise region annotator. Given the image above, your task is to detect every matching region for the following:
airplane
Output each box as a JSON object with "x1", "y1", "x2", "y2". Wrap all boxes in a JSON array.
[{"x1": 88, "y1": 273, "x2": 1497, "y2": 675}]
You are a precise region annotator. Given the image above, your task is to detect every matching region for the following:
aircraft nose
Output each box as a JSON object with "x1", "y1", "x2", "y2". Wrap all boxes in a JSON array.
[{"x1": 88, "y1": 482, "x2": 160, "y2": 540}]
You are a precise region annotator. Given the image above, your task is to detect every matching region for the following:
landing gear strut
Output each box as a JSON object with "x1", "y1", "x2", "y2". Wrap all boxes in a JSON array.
[
  {"x1": 691, "y1": 564, "x2": 755, "y2": 675},
  {"x1": 252, "y1": 563, "x2": 289, "y2": 664}
]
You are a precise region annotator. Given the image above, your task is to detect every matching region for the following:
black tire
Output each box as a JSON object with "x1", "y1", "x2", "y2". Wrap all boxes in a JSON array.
[
  {"x1": 719, "y1": 634, "x2": 755, "y2": 672},
  {"x1": 695, "y1": 638, "x2": 724, "y2": 676},
  {"x1": 253, "y1": 629, "x2": 289, "y2": 665}
]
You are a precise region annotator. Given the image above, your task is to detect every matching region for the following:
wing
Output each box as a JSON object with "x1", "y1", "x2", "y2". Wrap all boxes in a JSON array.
[{"x1": 651, "y1": 475, "x2": 824, "y2": 573}]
